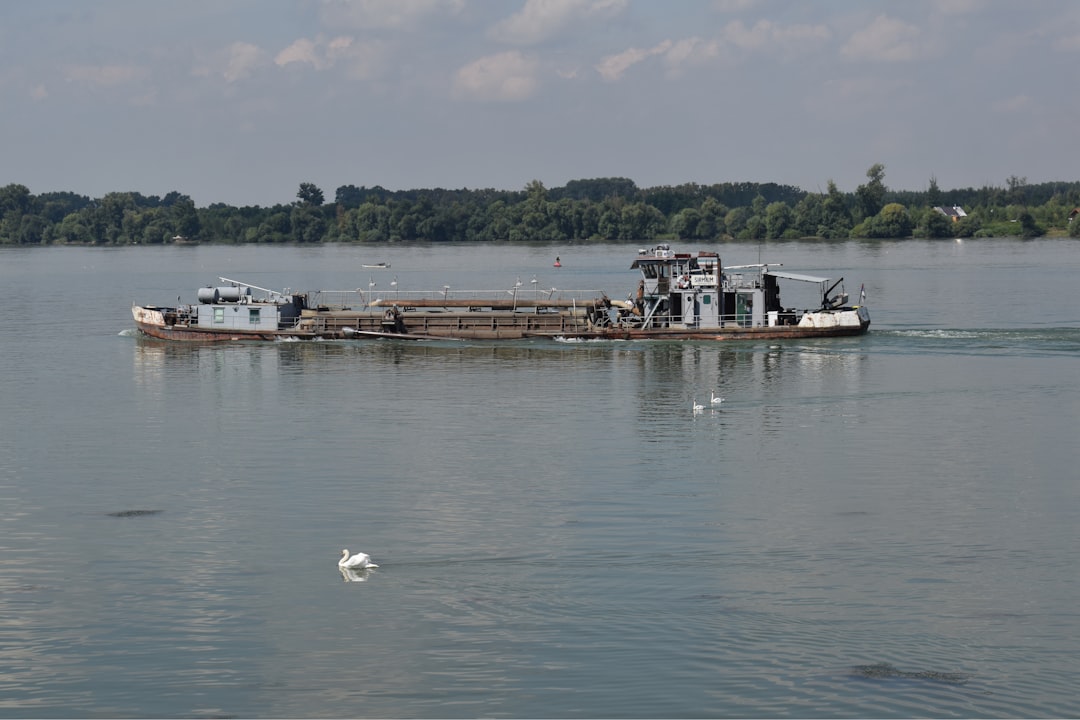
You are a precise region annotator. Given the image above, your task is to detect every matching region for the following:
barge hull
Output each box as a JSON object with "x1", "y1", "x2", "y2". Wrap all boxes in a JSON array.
[
  {"x1": 134, "y1": 320, "x2": 314, "y2": 342},
  {"x1": 526, "y1": 324, "x2": 869, "y2": 341}
]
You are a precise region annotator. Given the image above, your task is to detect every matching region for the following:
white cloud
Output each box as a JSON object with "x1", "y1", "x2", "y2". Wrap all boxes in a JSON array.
[
  {"x1": 769, "y1": 22, "x2": 832, "y2": 49},
  {"x1": 319, "y1": 0, "x2": 465, "y2": 30},
  {"x1": 720, "y1": 19, "x2": 771, "y2": 50},
  {"x1": 721, "y1": 19, "x2": 830, "y2": 53},
  {"x1": 193, "y1": 42, "x2": 269, "y2": 83},
  {"x1": 222, "y1": 42, "x2": 266, "y2": 82},
  {"x1": 490, "y1": 0, "x2": 628, "y2": 45},
  {"x1": 841, "y1": 14, "x2": 921, "y2": 62},
  {"x1": 276, "y1": 36, "x2": 385, "y2": 80},
  {"x1": 333, "y1": 39, "x2": 386, "y2": 81},
  {"x1": 276, "y1": 38, "x2": 321, "y2": 68},
  {"x1": 596, "y1": 19, "x2": 826, "y2": 81},
  {"x1": 662, "y1": 37, "x2": 720, "y2": 73},
  {"x1": 453, "y1": 51, "x2": 540, "y2": 101},
  {"x1": 595, "y1": 40, "x2": 672, "y2": 81}
]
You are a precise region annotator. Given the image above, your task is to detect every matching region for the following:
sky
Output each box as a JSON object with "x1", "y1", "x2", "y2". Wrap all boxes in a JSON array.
[{"x1": 2, "y1": 0, "x2": 1077, "y2": 208}]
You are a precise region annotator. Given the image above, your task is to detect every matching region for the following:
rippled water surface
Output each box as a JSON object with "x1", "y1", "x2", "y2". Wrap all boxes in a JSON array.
[{"x1": 1, "y1": 240, "x2": 1078, "y2": 718}]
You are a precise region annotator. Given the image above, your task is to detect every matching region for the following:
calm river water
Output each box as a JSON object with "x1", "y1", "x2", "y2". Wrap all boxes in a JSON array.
[{"x1": 1, "y1": 239, "x2": 1078, "y2": 718}]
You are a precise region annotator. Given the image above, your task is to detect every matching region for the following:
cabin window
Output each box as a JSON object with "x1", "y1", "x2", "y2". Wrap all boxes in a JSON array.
[
  {"x1": 214, "y1": 307, "x2": 225, "y2": 324},
  {"x1": 249, "y1": 308, "x2": 260, "y2": 325}
]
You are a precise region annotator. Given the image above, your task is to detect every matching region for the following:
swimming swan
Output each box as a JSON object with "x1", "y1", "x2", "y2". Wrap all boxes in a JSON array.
[
  {"x1": 339, "y1": 549, "x2": 379, "y2": 569},
  {"x1": 692, "y1": 399, "x2": 705, "y2": 412},
  {"x1": 711, "y1": 390, "x2": 724, "y2": 404}
]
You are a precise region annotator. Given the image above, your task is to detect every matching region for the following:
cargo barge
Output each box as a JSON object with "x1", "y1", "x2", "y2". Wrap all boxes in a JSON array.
[{"x1": 131, "y1": 245, "x2": 869, "y2": 342}]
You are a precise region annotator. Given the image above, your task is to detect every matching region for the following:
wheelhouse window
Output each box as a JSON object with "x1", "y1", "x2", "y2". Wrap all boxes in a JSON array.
[
  {"x1": 249, "y1": 308, "x2": 260, "y2": 325},
  {"x1": 214, "y1": 307, "x2": 225, "y2": 324}
]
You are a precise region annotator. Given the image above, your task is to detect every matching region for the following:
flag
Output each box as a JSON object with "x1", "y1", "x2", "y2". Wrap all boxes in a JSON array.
[{"x1": 859, "y1": 284, "x2": 866, "y2": 304}]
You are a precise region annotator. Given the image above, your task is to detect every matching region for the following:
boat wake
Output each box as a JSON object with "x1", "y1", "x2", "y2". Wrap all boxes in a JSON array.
[
  {"x1": 888, "y1": 329, "x2": 983, "y2": 340},
  {"x1": 554, "y1": 336, "x2": 626, "y2": 344},
  {"x1": 874, "y1": 327, "x2": 1080, "y2": 356}
]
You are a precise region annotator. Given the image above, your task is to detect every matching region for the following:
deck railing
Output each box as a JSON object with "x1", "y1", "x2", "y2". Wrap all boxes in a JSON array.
[
  {"x1": 619, "y1": 309, "x2": 804, "y2": 330},
  {"x1": 308, "y1": 287, "x2": 606, "y2": 310}
]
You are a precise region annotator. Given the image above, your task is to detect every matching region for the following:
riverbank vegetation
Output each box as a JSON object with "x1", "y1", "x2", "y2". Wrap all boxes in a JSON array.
[{"x1": 2, "y1": 165, "x2": 1078, "y2": 245}]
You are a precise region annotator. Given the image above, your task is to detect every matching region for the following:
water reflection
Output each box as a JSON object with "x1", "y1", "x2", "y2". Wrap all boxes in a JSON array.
[
  {"x1": 339, "y1": 567, "x2": 373, "y2": 583},
  {"x1": 133, "y1": 337, "x2": 871, "y2": 455}
]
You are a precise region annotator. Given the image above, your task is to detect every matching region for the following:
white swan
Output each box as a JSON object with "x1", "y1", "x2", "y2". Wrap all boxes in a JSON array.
[
  {"x1": 693, "y1": 399, "x2": 705, "y2": 412},
  {"x1": 710, "y1": 390, "x2": 724, "y2": 404},
  {"x1": 339, "y1": 549, "x2": 379, "y2": 569}
]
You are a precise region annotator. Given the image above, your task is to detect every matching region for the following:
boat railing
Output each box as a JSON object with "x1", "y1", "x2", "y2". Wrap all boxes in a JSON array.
[
  {"x1": 309, "y1": 288, "x2": 606, "y2": 309},
  {"x1": 616, "y1": 307, "x2": 805, "y2": 329}
]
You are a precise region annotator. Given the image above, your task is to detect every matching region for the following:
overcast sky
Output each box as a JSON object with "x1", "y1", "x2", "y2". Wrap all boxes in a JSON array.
[{"x1": 2, "y1": 0, "x2": 1076, "y2": 207}]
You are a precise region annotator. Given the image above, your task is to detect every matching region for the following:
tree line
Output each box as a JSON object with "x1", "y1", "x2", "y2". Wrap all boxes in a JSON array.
[{"x1": 2, "y1": 165, "x2": 1079, "y2": 246}]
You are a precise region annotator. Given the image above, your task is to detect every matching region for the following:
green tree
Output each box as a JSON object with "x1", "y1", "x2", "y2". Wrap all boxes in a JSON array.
[
  {"x1": 560, "y1": 177, "x2": 637, "y2": 202},
  {"x1": 1006, "y1": 175, "x2": 1028, "y2": 206},
  {"x1": 141, "y1": 211, "x2": 174, "y2": 244},
  {"x1": 855, "y1": 202, "x2": 911, "y2": 238},
  {"x1": 0, "y1": 183, "x2": 34, "y2": 218},
  {"x1": 170, "y1": 196, "x2": 201, "y2": 238},
  {"x1": 741, "y1": 214, "x2": 766, "y2": 240},
  {"x1": 98, "y1": 192, "x2": 138, "y2": 244},
  {"x1": 521, "y1": 180, "x2": 553, "y2": 238},
  {"x1": 335, "y1": 184, "x2": 364, "y2": 209},
  {"x1": 0, "y1": 183, "x2": 36, "y2": 244},
  {"x1": 750, "y1": 194, "x2": 767, "y2": 216},
  {"x1": 258, "y1": 211, "x2": 292, "y2": 243},
  {"x1": 819, "y1": 180, "x2": 852, "y2": 238},
  {"x1": 1016, "y1": 210, "x2": 1043, "y2": 238},
  {"x1": 352, "y1": 202, "x2": 391, "y2": 242},
  {"x1": 954, "y1": 213, "x2": 981, "y2": 238},
  {"x1": 724, "y1": 206, "x2": 749, "y2": 237},
  {"x1": 698, "y1": 198, "x2": 727, "y2": 238},
  {"x1": 297, "y1": 182, "x2": 325, "y2": 207},
  {"x1": 855, "y1": 163, "x2": 886, "y2": 221},
  {"x1": 791, "y1": 193, "x2": 823, "y2": 237},
  {"x1": 926, "y1": 175, "x2": 942, "y2": 209},
  {"x1": 291, "y1": 204, "x2": 327, "y2": 242},
  {"x1": 619, "y1": 202, "x2": 665, "y2": 239},
  {"x1": 764, "y1": 201, "x2": 792, "y2": 239},
  {"x1": 222, "y1": 215, "x2": 247, "y2": 244},
  {"x1": 15, "y1": 214, "x2": 47, "y2": 244},
  {"x1": 669, "y1": 207, "x2": 701, "y2": 239},
  {"x1": 914, "y1": 207, "x2": 955, "y2": 238},
  {"x1": 54, "y1": 214, "x2": 93, "y2": 244}
]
